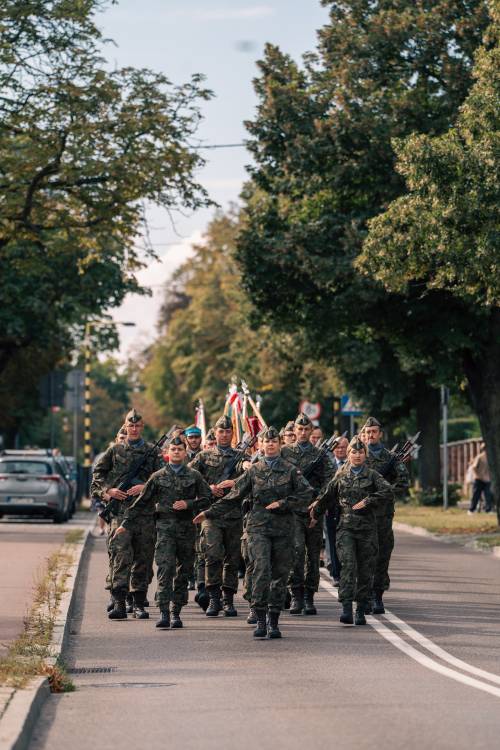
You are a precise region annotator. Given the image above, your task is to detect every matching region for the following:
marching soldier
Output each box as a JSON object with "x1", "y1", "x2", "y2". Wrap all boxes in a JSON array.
[
  {"x1": 194, "y1": 426, "x2": 313, "y2": 638},
  {"x1": 282, "y1": 421, "x2": 296, "y2": 446},
  {"x1": 310, "y1": 435, "x2": 392, "y2": 625},
  {"x1": 115, "y1": 435, "x2": 211, "y2": 629},
  {"x1": 203, "y1": 428, "x2": 217, "y2": 450},
  {"x1": 281, "y1": 413, "x2": 334, "y2": 615},
  {"x1": 185, "y1": 425, "x2": 203, "y2": 460},
  {"x1": 91, "y1": 409, "x2": 163, "y2": 620},
  {"x1": 362, "y1": 416, "x2": 409, "y2": 614},
  {"x1": 189, "y1": 415, "x2": 247, "y2": 617}
]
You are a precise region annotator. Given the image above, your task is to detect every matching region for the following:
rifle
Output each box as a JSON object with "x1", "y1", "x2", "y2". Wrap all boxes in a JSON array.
[
  {"x1": 303, "y1": 431, "x2": 348, "y2": 480},
  {"x1": 218, "y1": 432, "x2": 257, "y2": 485},
  {"x1": 99, "y1": 431, "x2": 170, "y2": 523},
  {"x1": 378, "y1": 432, "x2": 420, "y2": 479}
]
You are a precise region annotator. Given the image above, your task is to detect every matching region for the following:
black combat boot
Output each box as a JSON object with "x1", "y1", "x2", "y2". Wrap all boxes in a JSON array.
[
  {"x1": 156, "y1": 610, "x2": 170, "y2": 629},
  {"x1": 170, "y1": 604, "x2": 183, "y2": 629},
  {"x1": 253, "y1": 609, "x2": 267, "y2": 638},
  {"x1": 284, "y1": 589, "x2": 292, "y2": 610},
  {"x1": 205, "y1": 587, "x2": 222, "y2": 617},
  {"x1": 222, "y1": 588, "x2": 238, "y2": 617},
  {"x1": 289, "y1": 587, "x2": 304, "y2": 615},
  {"x1": 267, "y1": 610, "x2": 282, "y2": 639},
  {"x1": 194, "y1": 582, "x2": 210, "y2": 612},
  {"x1": 143, "y1": 595, "x2": 150, "y2": 607},
  {"x1": 106, "y1": 596, "x2": 115, "y2": 613},
  {"x1": 372, "y1": 591, "x2": 385, "y2": 615},
  {"x1": 246, "y1": 607, "x2": 257, "y2": 625},
  {"x1": 108, "y1": 594, "x2": 127, "y2": 620},
  {"x1": 125, "y1": 592, "x2": 134, "y2": 614},
  {"x1": 133, "y1": 591, "x2": 149, "y2": 620},
  {"x1": 303, "y1": 589, "x2": 317, "y2": 615},
  {"x1": 339, "y1": 601, "x2": 354, "y2": 625},
  {"x1": 364, "y1": 595, "x2": 373, "y2": 615},
  {"x1": 355, "y1": 603, "x2": 367, "y2": 626}
]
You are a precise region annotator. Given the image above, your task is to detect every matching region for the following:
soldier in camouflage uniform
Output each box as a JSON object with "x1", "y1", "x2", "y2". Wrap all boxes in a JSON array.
[
  {"x1": 281, "y1": 413, "x2": 334, "y2": 615},
  {"x1": 189, "y1": 415, "x2": 247, "y2": 617},
  {"x1": 115, "y1": 436, "x2": 211, "y2": 629},
  {"x1": 194, "y1": 426, "x2": 313, "y2": 638},
  {"x1": 311, "y1": 435, "x2": 392, "y2": 625},
  {"x1": 184, "y1": 425, "x2": 203, "y2": 592},
  {"x1": 362, "y1": 416, "x2": 409, "y2": 614},
  {"x1": 91, "y1": 409, "x2": 163, "y2": 620}
]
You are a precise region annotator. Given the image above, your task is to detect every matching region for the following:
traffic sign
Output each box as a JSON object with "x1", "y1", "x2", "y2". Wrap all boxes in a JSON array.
[
  {"x1": 340, "y1": 395, "x2": 363, "y2": 417},
  {"x1": 299, "y1": 400, "x2": 322, "y2": 421}
]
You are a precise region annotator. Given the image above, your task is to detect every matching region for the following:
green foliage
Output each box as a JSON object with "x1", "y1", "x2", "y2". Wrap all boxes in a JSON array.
[
  {"x1": 0, "y1": 0, "x2": 212, "y2": 437},
  {"x1": 409, "y1": 484, "x2": 461, "y2": 508},
  {"x1": 141, "y1": 211, "x2": 340, "y2": 430}
]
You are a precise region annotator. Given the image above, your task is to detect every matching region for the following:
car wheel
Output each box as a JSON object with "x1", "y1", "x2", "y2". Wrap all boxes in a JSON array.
[{"x1": 53, "y1": 509, "x2": 66, "y2": 524}]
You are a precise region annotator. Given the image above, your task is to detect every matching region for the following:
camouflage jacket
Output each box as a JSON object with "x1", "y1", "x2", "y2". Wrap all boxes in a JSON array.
[
  {"x1": 281, "y1": 441, "x2": 335, "y2": 498},
  {"x1": 186, "y1": 446, "x2": 202, "y2": 462},
  {"x1": 205, "y1": 457, "x2": 313, "y2": 535},
  {"x1": 313, "y1": 464, "x2": 393, "y2": 531},
  {"x1": 365, "y1": 445, "x2": 409, "y2": 517},
  {"x1": 188, "y1": 446, "x2": 247, "y2": 487},
  {"x1": 121, "y1": 464, "x2": 211, "y2": 529},
  {"x1": 90, "y1": 440, "x2": 163, "y2": 517}
]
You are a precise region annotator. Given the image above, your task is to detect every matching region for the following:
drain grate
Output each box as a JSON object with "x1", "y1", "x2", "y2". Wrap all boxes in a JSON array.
[
  {"x1": 81, "y1": 682, "x2": 175, "y2": 689},
  {"x1": 68, "y1": 666, "x2": 117, "y2": 674}
]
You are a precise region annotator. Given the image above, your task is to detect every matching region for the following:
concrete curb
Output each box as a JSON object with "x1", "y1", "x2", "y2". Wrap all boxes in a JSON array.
[
  {"x1": 394, "y1": 521, "x2": 500, "y2": 559},
  {"x1": 0, "y1": 524, "x2": 93, "y2": 750}
]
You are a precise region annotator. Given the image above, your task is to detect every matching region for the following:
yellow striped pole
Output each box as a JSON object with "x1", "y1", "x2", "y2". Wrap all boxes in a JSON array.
[{"x1": 83, "y1": 323, "x2": 93, "y2": 469}]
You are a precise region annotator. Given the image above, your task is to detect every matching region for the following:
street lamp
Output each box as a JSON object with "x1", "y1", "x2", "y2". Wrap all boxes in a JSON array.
[{"x1": 83, "y1": 320, "x2": 136, "y2": 473}]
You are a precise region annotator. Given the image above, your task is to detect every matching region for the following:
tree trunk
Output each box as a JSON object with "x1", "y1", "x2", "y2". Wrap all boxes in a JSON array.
[
  {"x1": 415, "y1": 377, "x2": 441, "y2": 489},
  {"x1": 463, "y1": 310, "x2": 500, "y2": 525}
]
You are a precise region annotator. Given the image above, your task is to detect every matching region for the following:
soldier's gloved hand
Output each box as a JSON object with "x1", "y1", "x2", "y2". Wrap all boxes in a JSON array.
[
  {"x1": 193, "y1": 512, "x2": 206, "y2": 525},
  {"x1": 108, "y1": 488, "x2": 128, "y2": 501},
  {"x1": 127, "y1": 484, "x2": 145, "y2": 496},
  {"x1": 173, "y1": 500, "x2": 188, "y2": 511},
  {"x1": 352, "y1": 498, "x2": 368, "y2": 511}
]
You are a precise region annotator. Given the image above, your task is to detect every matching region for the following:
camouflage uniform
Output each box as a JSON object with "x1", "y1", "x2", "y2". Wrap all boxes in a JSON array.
[
  {"x1": 91, "y1": 440, "x2": 162, "y2": 599},
  {"x1": 365, "y1": 445, "x2": 409, "y2": 594},
  {"x1": 313, "y1": 464, "x2": 392, "y2": 606},
  {"x1": 204, "y1": 456, "x2": 313, "y2": 611},
  {"x1": 121, "y1": 463, "x2": 211, "y2": 613},
  {"x1": 281, "y1": 441, "x2": 334, "y2": 599},
  {"x1": 189, "y1": 446, "x2": 246, "y2": 595}
]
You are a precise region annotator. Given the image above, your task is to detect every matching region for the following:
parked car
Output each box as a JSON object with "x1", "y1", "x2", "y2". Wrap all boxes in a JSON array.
[
  {"x1": 57, "y1": 455, "x2": 78, "y2": 517},
  {"x1": 0, "y1": 450, "x2": 71, "y2": 523}
]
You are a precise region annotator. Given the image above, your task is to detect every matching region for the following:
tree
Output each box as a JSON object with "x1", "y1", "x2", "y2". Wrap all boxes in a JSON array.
[
  {"x1": 360, "y1": 5, "x2": 500, "y2": 514},
  {"x1": 0, "y1": 0, "x2": 212, "y2": 438},
  {"x1": 236, "y1": 0, "x2": 489, "y2": 487},
  {"x1": 140, "y1": 211, "x2": 341, "y2": 431}
]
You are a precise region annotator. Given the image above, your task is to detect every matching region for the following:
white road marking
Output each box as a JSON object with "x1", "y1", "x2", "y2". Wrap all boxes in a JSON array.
[{"x1": 319, "y1": 576, "x2": 500, "y2": 699}]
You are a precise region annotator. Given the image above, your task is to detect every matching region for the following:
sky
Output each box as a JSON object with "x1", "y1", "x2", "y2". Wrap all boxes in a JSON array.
[{"x1": 98, "y1": 1, "x2": 330, "y2": 357}]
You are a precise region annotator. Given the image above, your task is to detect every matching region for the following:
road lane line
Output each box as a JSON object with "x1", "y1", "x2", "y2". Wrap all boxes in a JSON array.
[
  {"x1": 318, "y1": 577, "x2": 500, "y2": 699},
  {"x1": 382, "y1": 610, "x2": 500, "y2": 686}
]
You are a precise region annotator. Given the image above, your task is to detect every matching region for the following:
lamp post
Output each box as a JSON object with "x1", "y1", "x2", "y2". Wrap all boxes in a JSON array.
[{"x1": 83, "y1": 320, "x2": 136, "y2": 488}]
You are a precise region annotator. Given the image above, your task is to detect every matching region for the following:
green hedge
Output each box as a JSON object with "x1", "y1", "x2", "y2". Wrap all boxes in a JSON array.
[{"x1": 409, "y1": 484, "x2": 461, "y2": 507}]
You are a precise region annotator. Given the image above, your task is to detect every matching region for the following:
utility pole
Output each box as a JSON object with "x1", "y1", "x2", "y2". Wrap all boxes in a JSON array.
[
  {"x1": 441, "y1": 386, "x2": 449, "y2": 510},
  {"x1": 83, "y1": 323, "x2": 93, "y2": 472}
]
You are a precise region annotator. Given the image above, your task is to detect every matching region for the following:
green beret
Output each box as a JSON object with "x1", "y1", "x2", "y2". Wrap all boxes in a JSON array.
[
  {"x1": 295, "y1": 412, "x2": 312, "y2": 427},
  {"x1": 362, "y1": 416, "x2": 382, "y2": 430},
  {"x1": 261, "y1": 426, "x2": 280, "y2": 441},
  {"x1": 125, "y1": 408, "x2": 142, "y2": 424},
  {"x1": 215, "y1": 415, "x2": 233, "y2": 430},
  {"x1": 348, "y1": 435, "x2": 366, "y2": 452}
]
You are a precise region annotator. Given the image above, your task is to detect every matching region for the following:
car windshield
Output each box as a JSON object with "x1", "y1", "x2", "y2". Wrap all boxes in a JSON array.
[{"x1": 0, "y1": 461, "x2": 51, "y2": 475}]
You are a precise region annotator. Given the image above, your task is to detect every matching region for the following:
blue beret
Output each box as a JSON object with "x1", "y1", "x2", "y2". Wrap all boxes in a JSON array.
[{"x1": 184, "y1": 425, "x2": 202, "y2": 437}]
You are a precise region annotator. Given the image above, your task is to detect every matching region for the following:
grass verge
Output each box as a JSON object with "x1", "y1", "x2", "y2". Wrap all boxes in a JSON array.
[
  {"x1": 475, "y1": 534, "x2": 500, "y2": 549},
  {"x1": 395, "y1": 505, "x2": 499, "y2": 535},
  {"x1": 0, "y1": 540, "x2": 82, "y2": 691}
]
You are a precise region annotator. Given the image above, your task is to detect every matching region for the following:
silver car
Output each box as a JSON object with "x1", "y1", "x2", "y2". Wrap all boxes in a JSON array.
[{"x1": 0, "y1": 450, "x2": 71, "y2": 523}]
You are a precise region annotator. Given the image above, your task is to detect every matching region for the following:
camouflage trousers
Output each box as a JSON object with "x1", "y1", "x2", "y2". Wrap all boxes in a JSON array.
[
  {"x1": 194, "y1": 526, "x2": 205, "y2": 585},
  {"x1": 288, "y1": 515, "x2": 323, "y2": 592},
  {"x1": 155, "y1": 518, "x2": 196, "y2": 610},
  {"x1": 336, "y1": 524, "x2": 378, "y2": 605},
  {"x1": 241, "y1": 525, "x2": 254, "y2": 603},
  {"x1": 248, "y1": 529, "x2": 294, "y2": 611},
  {"x1": 108, "y1": 515, "x2": 155, "y2": 596},
  {"x1": 201, "y1": 518, "x2": 242, "y2": 593},
  {"x1": 372, "y1": 514, "x2": 394, "y2": 594}
]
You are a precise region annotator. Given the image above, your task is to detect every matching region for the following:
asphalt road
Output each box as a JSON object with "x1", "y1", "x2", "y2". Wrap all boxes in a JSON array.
[
  {"x1": 0, "y1": 512, "x2": 94, "y2": 656},
  {"x1": 28, "y1": 529, "x2": 500, "y2": 750}
]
